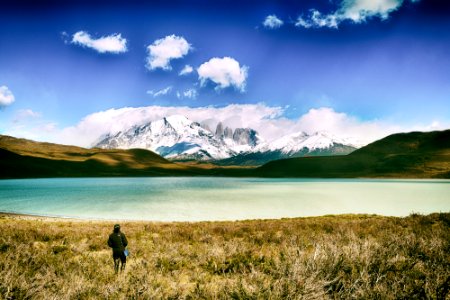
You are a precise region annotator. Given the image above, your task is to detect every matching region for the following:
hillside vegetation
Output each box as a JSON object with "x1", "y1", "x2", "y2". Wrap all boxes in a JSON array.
[{"x1": 0, "y1": 213, "x2": 448, "y2": 299}]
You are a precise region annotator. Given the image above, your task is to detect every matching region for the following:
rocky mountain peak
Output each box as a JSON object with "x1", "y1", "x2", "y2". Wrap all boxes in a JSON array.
[
  {"x1": 233, "y1": 128, "x2": 258, "y2": 147},
  {"x1": 215, "y1": 122, "x2": 224, "y2": 137}
]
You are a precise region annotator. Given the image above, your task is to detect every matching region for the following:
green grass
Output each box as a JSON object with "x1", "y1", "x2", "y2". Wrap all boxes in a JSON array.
[{"x1": 1, "y1": 213, "x2": 449, "y2": 299}]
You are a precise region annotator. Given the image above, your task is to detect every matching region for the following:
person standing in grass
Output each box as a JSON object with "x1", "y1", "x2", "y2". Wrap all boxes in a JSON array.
[{"x1": 107, "y1": 224, "x2": 128, "y2": 273}]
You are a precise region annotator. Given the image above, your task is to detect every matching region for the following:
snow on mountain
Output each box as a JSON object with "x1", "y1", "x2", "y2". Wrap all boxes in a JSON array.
[
  {"x1": 95, "y1": 115, "x2": 260, "y2": 160},
  {"x1": 95, "y1": 115, "x2": 359, "y2": 161},
  {"x1": 256, "y1": 131, "x2": 359, "y2": 154}
]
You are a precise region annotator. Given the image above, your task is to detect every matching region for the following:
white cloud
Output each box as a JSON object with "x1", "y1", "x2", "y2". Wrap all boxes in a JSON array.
[
  {"x1": 177, "y1": 88, "x2": 198, "y2": 99},
  {"x1": 71, "y1": 31, "x2": 127, "y2": 53},
  {"x1": 57, "y1": 105, "x2": 449, "y2": 148},
  {"x1": 146, "y1": 86, "x2": 172, "y2": 97},
  {"x1": 0, "y1": 86, "x2": 15, "y2": 107},
  {"x1": 296, "y1": 10, "x2": 339, "y2": 29},
  {"x1": 13, "y1": 109, "x2": 41, "y2": 122},
  {"x1": 296, "y1": 0, "x2": 415, "y2": 29},
  {"x1": 179, "y1": 65, "x2": 194, "y2": 76},
  {"x1": 263, "y1": 15, "x2": 284, "y2": 29},
  {"x1": 4, "y1": 108, "x2": 56, "y2": 141},
  {"x1": 197, "y1": 57, "x2": 248, "y2": 92},
  {"x1": 291, "y1": 107, "x2": 397, "y2": 145},
  {"x1": 4, "y1": 104, "x2": 449, "y2": 150},
  {"x1": 183, "y1": 88, "x2": 197, "y2": 99},
  {"x1": 146, "y1": 35, "x2": 191, "y2": 70}
]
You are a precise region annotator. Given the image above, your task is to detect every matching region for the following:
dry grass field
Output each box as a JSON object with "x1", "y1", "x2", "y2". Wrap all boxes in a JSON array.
[{"x1": 0, "y1": 213, "x2": 449, "y2": 299}]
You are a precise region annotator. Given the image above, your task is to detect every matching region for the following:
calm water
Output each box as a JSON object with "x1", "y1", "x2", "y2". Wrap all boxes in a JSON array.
[{"x1": 0, "y1": 177, "x2": 449, "y2": 221}]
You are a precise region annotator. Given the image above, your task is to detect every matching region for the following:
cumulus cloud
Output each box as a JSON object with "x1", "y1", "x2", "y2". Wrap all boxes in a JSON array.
[
  {"x1": 176, "y1": 88, "x2": 198, "y2": 99},
  {"x1": 197, "y1": 57, "x2": 248, "y2": 92},
  {"x1": 179, "y1": 65, "x2": 194, "y2": 76},
  {"x1": 71, "y1": 31, "x2": 127, "y2": 53},
  {"x1": 296, "y1": 0, "x2": 416, "y2": 29},
  {"x1": 0, "y1": 86, "x2": 15, "y2": 107},
  {"x1": 263, "y1": 15, "x2": 284, "y2": 29},
  {"x1": 146, "y1": 35, "x2": 191, "y2": 70},
  {"x1": 146, "y1": 86, "x2": 172, "y2": 97}
]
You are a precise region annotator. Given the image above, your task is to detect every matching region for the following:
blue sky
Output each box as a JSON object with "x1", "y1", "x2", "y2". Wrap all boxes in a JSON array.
[{"x1": 1, "y1": 0, "x2": 450, "y2": 146}]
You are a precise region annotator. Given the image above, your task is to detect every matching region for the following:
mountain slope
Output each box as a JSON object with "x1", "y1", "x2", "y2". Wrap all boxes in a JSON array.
[
  {"x1": 216, "y1": 131, "x2": 357, "y2": 166},
  {"x1": 215, "y1": 144, "x2": 356, "y2": 166},
  {"x1": 257, "y1": 130, "x2": 450, "y2": 178},
  {"x1": 95, "y1": 115, "x2": 260, "y2": 160},
  {"x1": 256, "y1": 131, "x2": 359, "y2": 154}
]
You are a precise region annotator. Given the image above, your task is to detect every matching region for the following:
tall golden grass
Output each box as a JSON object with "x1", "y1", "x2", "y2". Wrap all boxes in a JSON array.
[{"x1": 1, "y1": 213, "x2": 448, "y2": 299}]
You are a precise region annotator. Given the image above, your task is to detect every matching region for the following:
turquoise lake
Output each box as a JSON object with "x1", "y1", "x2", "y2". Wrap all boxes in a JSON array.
[{"x1": 0, "y1": 177, "x2": 449, "y2": 221}]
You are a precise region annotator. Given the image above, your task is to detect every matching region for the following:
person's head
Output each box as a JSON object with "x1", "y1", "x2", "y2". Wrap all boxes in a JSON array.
[{"x1": 113, "y1": 224, "x2": 120, "y2": 233}]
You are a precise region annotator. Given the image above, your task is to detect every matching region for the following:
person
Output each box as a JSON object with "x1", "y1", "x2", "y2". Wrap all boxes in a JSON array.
[{"x1": 107, "y1": 224, "x2": 128, "y2": 273}]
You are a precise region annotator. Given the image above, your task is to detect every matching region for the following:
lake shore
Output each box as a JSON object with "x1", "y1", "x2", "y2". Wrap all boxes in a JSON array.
[{"x1": 1, "y1": 212, "x2": 449, "y2": 299}]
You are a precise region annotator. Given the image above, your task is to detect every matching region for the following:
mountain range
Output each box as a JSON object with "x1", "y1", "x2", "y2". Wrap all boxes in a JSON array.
[
  {"x1": 1, "y1": 129, "x2": 449, "y2": 179},
  {"x1": 95, "y1": 115, "x2": 358, "y2": 165}
]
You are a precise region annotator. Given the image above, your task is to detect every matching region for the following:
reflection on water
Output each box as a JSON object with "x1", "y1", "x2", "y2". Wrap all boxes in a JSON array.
[{"x1": 0, "y1": 177, "x2": 449, "y2": 221}]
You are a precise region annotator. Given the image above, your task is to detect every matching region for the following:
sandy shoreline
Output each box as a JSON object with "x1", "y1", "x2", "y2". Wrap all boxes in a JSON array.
[
  {"x1": 0, "y1": 211, "x2": 131, "y2": 222},
  {"x1": 0, "y1": 210, "x2": 383, "y2": 224},
  {"x1": 0, "y1": 211, "x2": 56, "y2": 219}
]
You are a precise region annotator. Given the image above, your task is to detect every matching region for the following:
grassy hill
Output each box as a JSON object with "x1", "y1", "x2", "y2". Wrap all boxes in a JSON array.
[
  {"x1": 0, "y1": 135, "x2": 210, "y2": 178},
  {"x1": 257, "y1": 130, "x2": 450, "y2": 178}
]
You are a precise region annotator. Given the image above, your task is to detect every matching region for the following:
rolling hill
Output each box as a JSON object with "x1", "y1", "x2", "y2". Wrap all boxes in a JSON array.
[{"x1": 0, "y1": 135, "x2": 210, "y2": 178}]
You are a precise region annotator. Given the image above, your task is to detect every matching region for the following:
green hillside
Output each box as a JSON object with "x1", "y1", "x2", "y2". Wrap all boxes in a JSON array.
[
  {"x1": 257, "y1": 130, "x2": 450, "y2": 178},
  {"x1": 0, "y1": 135, "x2": 208, "y2": 178}
]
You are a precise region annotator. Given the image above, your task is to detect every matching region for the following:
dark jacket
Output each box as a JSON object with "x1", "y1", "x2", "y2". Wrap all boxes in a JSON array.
[{"x1": 108, "y1": 231, "x2": 128, "y2": 256}]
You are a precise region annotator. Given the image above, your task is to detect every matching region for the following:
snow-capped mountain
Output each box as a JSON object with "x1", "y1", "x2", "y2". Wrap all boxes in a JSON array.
[
  {"x1": 256, "y1": 131, "x2": 359, "y2": 154},
  {"x1": 95, "y1": 115, "x2": 260, "y2": 160},
  {"x1": 95, "y1": 115, "x2": 358, "y2": 163},
  {"x1": 216, "y1": 131, "x2": 358, "y2": 166}
]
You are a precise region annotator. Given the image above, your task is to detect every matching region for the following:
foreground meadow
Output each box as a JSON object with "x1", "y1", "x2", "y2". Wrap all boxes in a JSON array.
[{"x1": 0, "y1": 213, "x2": 449, "y2": 299}]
